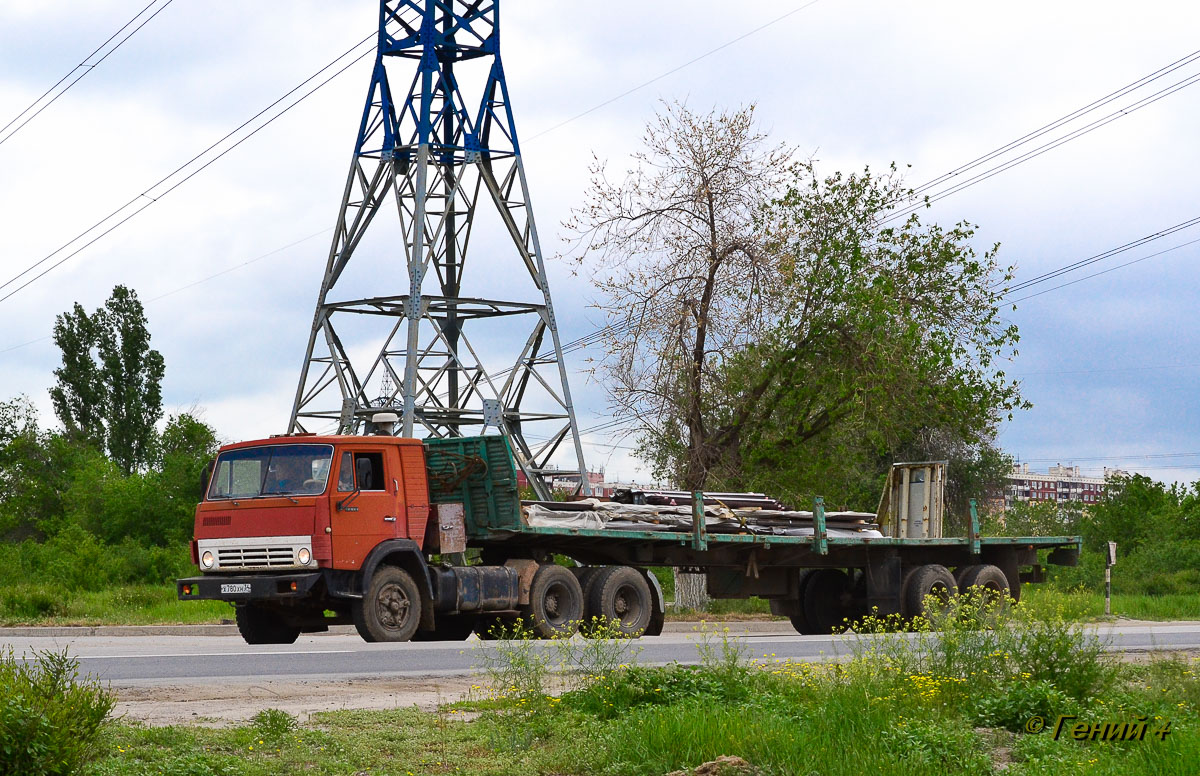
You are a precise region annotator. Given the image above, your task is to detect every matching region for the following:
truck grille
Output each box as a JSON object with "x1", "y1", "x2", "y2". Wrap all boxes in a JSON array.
[
  {"x1": 197, "y1": 535, "x2": 312, "y2": 572},
  {"x1": 217, "y1": 545, "x2": 295, "y2": 569}
]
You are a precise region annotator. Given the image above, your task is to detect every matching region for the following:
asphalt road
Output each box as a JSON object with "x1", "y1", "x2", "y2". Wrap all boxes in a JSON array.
[{"x1": 4, "y1": 621, "x2": 1199, "y2": 687}]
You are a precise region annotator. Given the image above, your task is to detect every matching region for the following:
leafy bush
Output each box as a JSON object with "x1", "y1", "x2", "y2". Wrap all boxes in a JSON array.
[
  {"x1": 251, "y1": 708, "x2": 298, "y2": 743},
  {"x1": 0, "y1": 648, "x2": 114, "y2": 776},
  {"x1": 969, "y1": 679, "x2": 1072, "y2": 731},
  {"x1": 0, "y1": 586, "x2": 67, "y2": 621}
]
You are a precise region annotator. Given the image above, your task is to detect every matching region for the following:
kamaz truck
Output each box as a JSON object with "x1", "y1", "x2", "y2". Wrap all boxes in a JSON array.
[{"x1": 177, "y1": 428, "x2": 1081, "y2": 644}]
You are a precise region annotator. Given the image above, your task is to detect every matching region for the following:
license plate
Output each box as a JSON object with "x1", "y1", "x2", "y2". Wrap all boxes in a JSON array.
[{"x1": 220, "y1": 583, "x2": 251, "y2": 594}]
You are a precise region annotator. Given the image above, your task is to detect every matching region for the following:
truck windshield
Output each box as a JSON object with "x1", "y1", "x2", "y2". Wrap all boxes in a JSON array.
[{"x1": 206, "y1": 444, "x2": 334, "y2": 500}]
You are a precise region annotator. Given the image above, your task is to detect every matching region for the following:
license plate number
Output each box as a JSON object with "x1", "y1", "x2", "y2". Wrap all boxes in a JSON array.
[{"x1": 220, "y1": 583, "x2": 251, "y2": 594}]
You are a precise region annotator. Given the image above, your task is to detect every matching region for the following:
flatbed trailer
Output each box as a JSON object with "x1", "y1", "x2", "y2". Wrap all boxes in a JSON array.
[{"x1": 178, "y1": 433, "x2": 1080, "y2": 643}]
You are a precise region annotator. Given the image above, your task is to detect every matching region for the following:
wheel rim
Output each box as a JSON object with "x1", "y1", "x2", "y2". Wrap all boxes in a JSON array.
[
  {"x1": 613, "y1": 583, "x2": 644, "y2": 626},
  {"x1": 376, "y1": 582, "x2": 412, "y2": 630},
  {"x1": 543, "y1": 581, "x2": 570, "y2": 626}
]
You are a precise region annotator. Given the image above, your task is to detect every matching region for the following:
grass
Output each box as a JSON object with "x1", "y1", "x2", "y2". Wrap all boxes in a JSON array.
[
  {"x1": 0, "y1": 584, "x2": 232, "y2": 626},
  {"x1": 66, "y1": 601, "x2": 1200, "y2": 776},
  {"x1": 1019, "y1": 585, "x2": 1200, "y2": 622}
]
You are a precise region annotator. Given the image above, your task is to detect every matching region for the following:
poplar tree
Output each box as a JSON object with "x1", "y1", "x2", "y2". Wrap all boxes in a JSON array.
[{"x1": 50, "y1": 286, "x2": 165, "y2": 475}]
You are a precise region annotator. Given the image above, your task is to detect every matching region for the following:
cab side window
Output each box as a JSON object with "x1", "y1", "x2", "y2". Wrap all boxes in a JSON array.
[
  {"x1": 337, "y1": 452, "x2": 354, "y2": 492},
  {"x1": 338, "y1": 451, "x2": 386, "y2": 492}
]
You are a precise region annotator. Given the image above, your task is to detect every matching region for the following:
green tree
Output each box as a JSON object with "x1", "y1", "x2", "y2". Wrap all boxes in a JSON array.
[
  {"x1": 571, "y1": 104, "x2": 1025, "y2": 504},
  {"x1": 704, "y1": 165, "x2": 1024, "y2": 507},
  {"x1": 50, "y1": 286, "x2": 165, "y2": 474},
  {"x1": 566, "y1": 102, "x2": 793, "y2": 491}
]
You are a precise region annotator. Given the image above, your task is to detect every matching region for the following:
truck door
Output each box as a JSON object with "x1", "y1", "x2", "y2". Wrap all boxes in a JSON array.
[{"x1": 330, "y1": 447, "x2": 401, "y2": 569}]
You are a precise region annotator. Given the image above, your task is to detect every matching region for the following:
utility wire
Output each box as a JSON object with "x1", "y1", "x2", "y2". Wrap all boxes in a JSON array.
[
  {"x1": 886, "y1": 68, "x2": 1200, "y2": 224},
  {"x1": 1006, "y1": 214, "x2": 1200, "y2": 295},
  {"x1": 0, "y1": 0, "x2": 177, "y2": 149},
  {"x1": 1011, "y1": 234, "x2": 1200, "y2": 302},
  {"x1": 910, "y1": 47, "x2": 1200, "y2": 196},
  {"x1": 0, "y1": 34, "x2": 376, "y2": 304},
  {"x1": 526, "y1": 0, "x2": 824, "y2": 141}
]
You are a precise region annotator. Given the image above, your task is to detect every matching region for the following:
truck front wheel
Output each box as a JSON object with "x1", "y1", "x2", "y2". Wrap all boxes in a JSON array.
[
  {"x1": 236, "y1": 604, "x2": 300, "y2": 645},
  {"x1": 354, "y1": 565, "x2": 422, "y2": 642}
]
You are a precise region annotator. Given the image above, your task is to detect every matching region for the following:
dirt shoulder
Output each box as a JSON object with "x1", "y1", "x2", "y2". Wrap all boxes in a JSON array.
[{"x1": 114, "y1": 676, "x2": 481, "y2": 727}]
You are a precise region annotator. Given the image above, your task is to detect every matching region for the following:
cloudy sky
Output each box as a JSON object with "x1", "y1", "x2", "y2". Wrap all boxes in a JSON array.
[{"x1": 2, "y1": 0, "x2": 1199, "y2": 485}]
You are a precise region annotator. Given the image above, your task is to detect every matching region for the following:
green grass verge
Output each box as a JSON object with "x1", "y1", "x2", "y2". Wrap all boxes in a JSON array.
[
  {"x1": 1019, "y1": 585, "x2": 1200, "y2": 622},
  {"x1": 64, "y1": 597, "x2": 1200, "y2": 776},
  {"x1": 81, "y1": 652, "x2": 1200, "y2": 776},
  {"x1": 0, "y1": 584, "x2": 232, "y2": 626}
]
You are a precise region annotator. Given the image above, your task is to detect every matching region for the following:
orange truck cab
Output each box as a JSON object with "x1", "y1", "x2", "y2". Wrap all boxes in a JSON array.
[{"x1": 177, "y1": 433, "x2": 538, "y2": 644}]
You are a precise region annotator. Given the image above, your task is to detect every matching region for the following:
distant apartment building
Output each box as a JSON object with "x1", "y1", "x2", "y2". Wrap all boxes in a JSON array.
[
  {"x1": 1004, "y1": 463, "x2": 1126, "y2": 509},
  {"x1": 516, "y1": 466, "x2": 609, "y2": 496}
]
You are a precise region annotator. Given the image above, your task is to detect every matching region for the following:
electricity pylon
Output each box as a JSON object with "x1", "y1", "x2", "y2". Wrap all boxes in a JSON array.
[{"x1": 289, "y1": 0, "x2": 589, "y2": 499}]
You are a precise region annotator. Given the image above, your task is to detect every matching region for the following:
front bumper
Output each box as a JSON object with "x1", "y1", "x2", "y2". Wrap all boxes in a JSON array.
[{"x1": 177, "y1": 572, "x2": 324, "y2": 602}]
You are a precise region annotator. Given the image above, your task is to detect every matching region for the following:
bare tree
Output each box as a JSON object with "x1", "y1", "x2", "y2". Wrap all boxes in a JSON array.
[{"x1": 566, "y1": 102, "x2": 794, "y2": 490}]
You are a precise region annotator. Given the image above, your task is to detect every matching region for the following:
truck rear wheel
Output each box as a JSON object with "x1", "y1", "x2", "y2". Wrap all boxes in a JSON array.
[
  {"x1": 522, "y1": 564, "x2": 583, "y2": 639},
  {"x1": 584, "y1": 566, "x2": 652, "y2": 637},
  {"x1": 901, "y1": 564, "x2": 957, "y2": 621},
  {"x1": 235, "y1": 604, "x2": 300, "y2": 645},
  {"x1": 353, "y1": 565, "x2": 422, "y2": 642}
]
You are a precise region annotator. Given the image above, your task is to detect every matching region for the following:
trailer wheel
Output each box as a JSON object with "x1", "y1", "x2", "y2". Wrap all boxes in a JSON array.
[
  {"x1": 522, "y1": 564, "x2": 583, "y2": 639},
  {"x1": 584, "y1": 566, "x2": 652, "y2": 637},
  {"x1": 773, "y1": 569, "x2": 818, "y2": 634},
  {"x1": 413, "y1": 613, "x2": 478, "y2": 642},
  {"x1": 353, "y1": 565, "x2": 422, "y2": 642},
  {"x1": 901, "y1": 564, "x2": 957, "y2": 621},
  {"x1": 802, "y1": 569, "x2": 852, "y2": 634},
  {"x1": 235, "y1": 604, "x2": 300, "y2": 645},
  {"x1": 955, "y1": 564, "x2": 1010, "y2": 599}
]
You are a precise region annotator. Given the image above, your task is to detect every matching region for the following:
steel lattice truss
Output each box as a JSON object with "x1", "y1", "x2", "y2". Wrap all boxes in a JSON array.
[{"x1": 289, "y1": 0, "x2": 589, "y2": 498}]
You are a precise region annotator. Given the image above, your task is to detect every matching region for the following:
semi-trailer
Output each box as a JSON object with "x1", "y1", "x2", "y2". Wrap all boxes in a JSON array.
[{"x1": 177, "y1": 429, "x2": 1081, "y2": 644}]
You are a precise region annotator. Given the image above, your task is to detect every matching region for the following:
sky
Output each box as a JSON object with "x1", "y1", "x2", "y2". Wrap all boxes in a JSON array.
[{"x1": 1, "y1": 0, "x2": 1199, "y2": 486}]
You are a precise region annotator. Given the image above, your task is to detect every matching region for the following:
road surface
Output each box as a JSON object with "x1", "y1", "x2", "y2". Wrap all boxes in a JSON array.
[{"x1": 4, "y1": 621, "x2": 1198, "y2": 685}]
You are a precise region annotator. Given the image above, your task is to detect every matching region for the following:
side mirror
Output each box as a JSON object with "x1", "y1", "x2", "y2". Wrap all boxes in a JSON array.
[
  {"x1": 337, "y1": 487, "x2": 361, "y2": 512},
  {"x1": 199, "y1": 459, "x2": 215, "y2": 500}
]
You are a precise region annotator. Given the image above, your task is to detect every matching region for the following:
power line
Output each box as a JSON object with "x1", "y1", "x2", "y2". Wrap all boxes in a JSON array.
[
  {"x1": 886, "y1": 68, "x2": 1200, "y2": 224},
  {"x1": 0, "y1": 34, "x2": 376, "y2": 305},
  {"x1": 1006, "y1": 214, "x2": 1200, "y2": 296},
  {"x1": 526, "y1": 0, "x2": 824, "y2": 142},
  {"x1": 0, "y1": 0, "x2": 177, "y2": 149},
  {"x1": 910, "y1": 47, "x2": 1200, "y2": 197},
  {"x1": 1011, "y1": 234, "x2": 1200, "y2": 302},
  {"x1": 1022, "y1": 452, "x2": 1200, "y2": 463},
  {"x1": 1015, "y1": 361, "x2": 1200, "y2": 377}
]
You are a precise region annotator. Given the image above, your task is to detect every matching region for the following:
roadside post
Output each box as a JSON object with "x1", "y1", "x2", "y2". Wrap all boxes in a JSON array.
[{"x1": 1105, "y1": 541, "x2": 1117, "y2": 616}]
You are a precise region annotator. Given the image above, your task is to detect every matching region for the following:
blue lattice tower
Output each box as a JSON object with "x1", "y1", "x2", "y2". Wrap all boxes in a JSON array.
[{"x1": 289, "y1": 1, "x2": 589, "y2": 498}]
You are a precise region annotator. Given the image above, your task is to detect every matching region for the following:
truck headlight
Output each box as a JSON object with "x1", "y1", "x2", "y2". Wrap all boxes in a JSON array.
[
  {"x1": 201, "y1": 550, "x2": 215, "y2": 569},
  {"x1": 297, "y1": 547, "x2": 312, "y2": 566}
]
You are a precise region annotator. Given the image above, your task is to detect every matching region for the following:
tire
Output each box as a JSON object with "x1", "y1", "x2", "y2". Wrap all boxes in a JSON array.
[
  {"x1": 413, "y1": 613, "x2": 478, "y2": 642},
  {"x1": 574, "y1": 566, "x2": 603, "y2": 599},
  {"x1": 901, "y1": 564, "x2": 958, "y2": 621},
  {"x1": 778, "y1": 568, "x2": 818, "y2": 635},
  {"x1": 235, "y1": 604, "x2": 300, "y2": 645},
  {"x1": 584, "y1": 566, "x2": 652, "y2": 637},
  {"x1": 802, "y1": 569, "x2": 852, "y2": 634},
  {"x1": 353, "y1": 565, "x2": 422, "y2": 642},
  {"x1": 521, "y1": 564, "x2": 583, "y2": 639},
  {"x1": 955, "y1": 564, "x2": 1010, "y2": 599}
]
